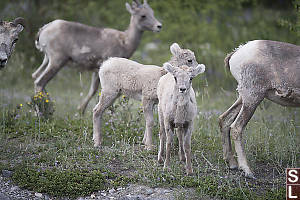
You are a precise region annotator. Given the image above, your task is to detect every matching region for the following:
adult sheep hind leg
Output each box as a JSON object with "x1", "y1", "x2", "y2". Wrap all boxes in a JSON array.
[
  {"x1": 78, "y1": 71, "x2": 100, "y2": 115},
  {"x1": 32, "y1": 54, "x2": 49, "y2": 79},
  {"x1": 219, "y1": 96, "x2": 242, "y2": 170},
  {"x1": 34, "y1": 55, "x2": 68, "y2": 93},
  {"x1": 230, "y1": 92, "x2": 264, "y2": 178},
  {"x1": 93, "y1": 89, "x2": 120, "y2": 148}
]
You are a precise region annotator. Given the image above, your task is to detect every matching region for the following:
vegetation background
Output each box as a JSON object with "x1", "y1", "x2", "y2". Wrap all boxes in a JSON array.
[{"x1": 0, "y1": 0, "x2": 299, "y2": 199}]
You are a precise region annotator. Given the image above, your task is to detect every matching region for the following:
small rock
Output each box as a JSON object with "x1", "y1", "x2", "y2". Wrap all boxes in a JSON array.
[
  {"x1": 10, "y1": 186, "x2": 19, "y2": 191},
  {"x1": 90, "y1": 193, "x2": 96, "y2": 199},
  {"x1": 109, "y1": 188, "x2": 116, "y2": 194},
  {"x1": 100, "y1": 192, "x2": 107, "y2": 196},
  {"x1": 35, "y1": 192, "x2": 43, "y2": 198},
  {"x1": 2, "y1": 170, "x2": 13, "y2": 178},
  {"x1": 144, "y1": 188, "x2": 153, "y2": 195}
]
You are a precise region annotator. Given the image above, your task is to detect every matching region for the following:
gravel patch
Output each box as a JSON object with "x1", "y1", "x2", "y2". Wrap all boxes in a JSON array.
[{"x1": 0, "y1": 174, "x2": 197, "y2": 200}]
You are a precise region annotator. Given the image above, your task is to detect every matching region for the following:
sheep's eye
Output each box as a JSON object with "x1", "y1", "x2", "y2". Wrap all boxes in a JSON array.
[
  {"x1": 13, "y1": 38, "x2": 18, "y2": 44},
  {"x1": 174, "y1": 77, "x2": 177, "y2": 82},
  {"x1": 141, "y1": 15, "x2": 146, "y2": 19},
  {"x1": 190, "y1": 78, "x2": 193, "y2": 82},
  {"x1": 188, "y1": 59, "x2": 192, "y2": 63}
]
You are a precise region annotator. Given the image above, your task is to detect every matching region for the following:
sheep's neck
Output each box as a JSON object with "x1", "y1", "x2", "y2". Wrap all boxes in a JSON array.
[
  {"x1": 173, "y1": 91, "x2": 189, "y2": 125},
  {"x1": 124, "y1": 17, "x2": 143, "y2": 57}
]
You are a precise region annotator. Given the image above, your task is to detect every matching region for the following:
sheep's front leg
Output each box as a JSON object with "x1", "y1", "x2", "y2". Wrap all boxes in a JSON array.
[
  {"x1": 177, "y1": 127, "x2": 186, "y2": 162},
  {"x1": 183, "y1": 125, "x2": 193, "y2": 175},
  {"x1": 142, "y1": 98, "x2": 155, "y2": 150},
  {"x1": 164, "y1": 121, "x2": 174, "y2": 171},
  {"x1": 93, "y1": 90, "x2": 119, "y2": 148}
]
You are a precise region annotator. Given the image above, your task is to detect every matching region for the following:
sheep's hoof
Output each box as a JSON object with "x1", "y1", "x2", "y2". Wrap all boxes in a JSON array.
[
  {"x1": 93, "y1": 141, "x2": 101, "y2": 148},
  {"x1": 163, "y1": 166, "x2": 171, "y2": 172},
  {"x1": 186, "y1": 168, "x2": 193, "y2": 176},
  {"x1": 158, "y1": 157, "x2": 164, "y2": 164},
  {"x1": 144, "y1": 145, "x2": 154, "y2": 151},
  {"x1": 228, "y1": 158, "x2": 238, "y2": 170},
  {"x1": 179, "y1": 154, "x2": 186, "y2": 163},
  {"x1": 244, "y1": 171, "x2": 256, "y2": 179}
]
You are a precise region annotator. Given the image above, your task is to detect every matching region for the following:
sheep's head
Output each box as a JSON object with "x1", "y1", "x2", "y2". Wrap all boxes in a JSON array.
[
  {"x1": 163, "y1": 62, "x2": 205, "y2": 94},
  {"x1": 169, "y1": 43, "x2": 198, "y2": 68},
  {"x1": 0, "y1": 17, "x2": 25, "y2": 69},
  {"x1": 125, "y1": 0, "x2": 162, "y2": 32}
]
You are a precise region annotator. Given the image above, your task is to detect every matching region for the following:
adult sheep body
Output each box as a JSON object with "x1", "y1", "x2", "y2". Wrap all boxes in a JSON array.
[
  {"x1": 219, "y1": 40, "x2": 300, "y2": 178},
  {"x1": 33, "y1": 0, "x2": 162, "y2": 114}
]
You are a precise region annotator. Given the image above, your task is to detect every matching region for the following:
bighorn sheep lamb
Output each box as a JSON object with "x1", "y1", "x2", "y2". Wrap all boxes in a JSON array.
[
  {"x1": 93, "y1": 43, "x2": 199, "y2": 149},
  {"x1": 0, "y1": 17, "x2": 25, "y2": 69},
  {"x1": 33, "y1": 0, "x2": 162, "y2": 114},
  {"x1": 219, "y1": 40, "x2": 300, "y2": 178},
  {"x1": 157, "y1": 63, "x2": 205, "y2": 175}
]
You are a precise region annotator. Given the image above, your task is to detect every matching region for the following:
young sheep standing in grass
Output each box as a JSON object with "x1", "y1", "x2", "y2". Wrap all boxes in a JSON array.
[
  {"x1": 157, "y1": 63, "x2": 205, "y2": 175},
  {"x1": 93, "y1": 43, "x2": 199, "y2": 149}
]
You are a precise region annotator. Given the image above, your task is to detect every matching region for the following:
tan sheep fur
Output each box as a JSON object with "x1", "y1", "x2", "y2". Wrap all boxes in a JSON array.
[{"x1": 93, "y1": 43, "x2": 199, "y2": 149}]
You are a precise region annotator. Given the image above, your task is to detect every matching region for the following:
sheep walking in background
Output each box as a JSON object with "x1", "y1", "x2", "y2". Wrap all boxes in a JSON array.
[
  {"x1": 93, "y1": 43, "x2": 199, "y2": 149},
  {"x1": 157, "y1": 63, "x2": 205, "y2": 175},
  {"x1": 0, "y1": 17, "x2": 25, "y2": 69},
  {"x1": 33, "y1": 0, "x2": 162, "y2": 114}
]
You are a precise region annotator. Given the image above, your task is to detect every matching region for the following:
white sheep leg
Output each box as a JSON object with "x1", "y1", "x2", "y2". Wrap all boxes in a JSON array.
[
  {"x1": 32, "y1": 54, "x2": 49, "y2": 79},
  {"x1": 93, "y1": 90, "x2": 119, "y2": 147},
  {"x1": 142, "y1": 98, "x2": 154, "y2": 150},
  {"x1": 176, "y1": 127, "x2": 186, "y2": 162},
  {"x1": 158, "y1": 106, "x2": 165, "y2": 163},
  {"x1": 183, "y1": 126, "x2": 193, "y2": 175},
  {"x1": 163, "y1": 122, "x2": 174, "y2": 171},
  {"x1": 78, "y1": 72, "x2": 100, "y2": 115}
]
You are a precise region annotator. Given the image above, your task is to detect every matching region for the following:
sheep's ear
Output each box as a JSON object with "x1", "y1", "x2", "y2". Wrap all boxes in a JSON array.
[
  {"x1": 16, "y1": 24, "x2": 24, "y2": 33},
  {"x1": 126, "y1": 3, "x2": 135, "y2": 14},
  {"x1": 191, "y1": 64, "x2": 205, "y2": 77},
  {"x1": 163, "y1": 62, "x2": 176, "y2": 74},
  {"x1": 170, "y1": 43, "x2": 181, "y2": 56}
]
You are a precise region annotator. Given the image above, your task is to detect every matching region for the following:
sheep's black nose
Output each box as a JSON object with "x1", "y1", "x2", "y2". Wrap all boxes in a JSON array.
[
  {"x1": 179, "y1": 88, "x2": 186, "y2": 93},
  {"x1": 157, "y1": 25, "x2": 162, "y2": 29}
]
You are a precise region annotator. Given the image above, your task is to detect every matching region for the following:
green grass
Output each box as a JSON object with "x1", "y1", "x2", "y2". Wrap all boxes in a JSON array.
[{"x1": 0, "y1": 55, "x2": 299, "y2": 199}]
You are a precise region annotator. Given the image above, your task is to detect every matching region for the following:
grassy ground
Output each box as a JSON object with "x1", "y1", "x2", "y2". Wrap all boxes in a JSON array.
[{"x1": 0, "y1": 54, "x2": 299, "y2": 199}]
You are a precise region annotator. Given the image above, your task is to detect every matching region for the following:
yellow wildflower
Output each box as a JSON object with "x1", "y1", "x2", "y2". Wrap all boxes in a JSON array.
[
  {"x1": 20, "y1": 104, "x2": 23, "y2": 107},
  {"x1": 122, "y1": 95, "x2": 126, "y2": 99},
  {"x1": 45, "y1": 99, "x2": 49, "y2": 103},
  {"x1": 99, "y1": 91, "x2": 101, "y2": 96}
]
